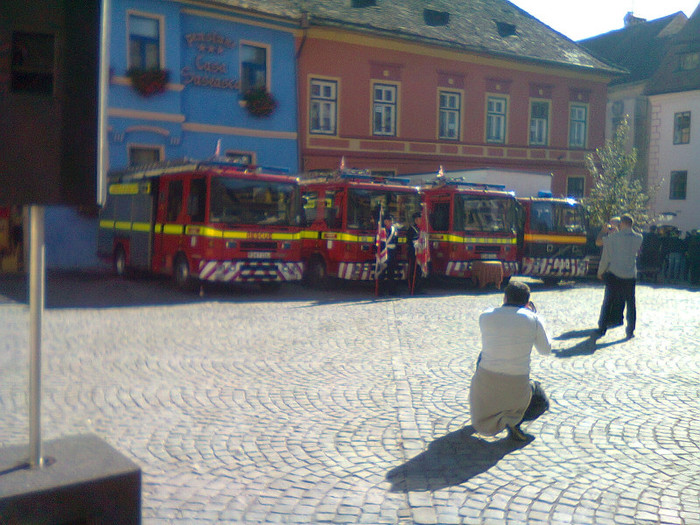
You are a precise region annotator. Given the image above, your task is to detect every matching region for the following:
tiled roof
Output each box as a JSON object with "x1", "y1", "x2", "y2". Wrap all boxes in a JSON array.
[
  {"x1": 213, "y1": 0, "x2": 623, "y2": 75},
  {"x1": 578, "y1": 12, "x2": 687, "y2": 85},
  {"x1": 646, "y1": 4, "x2": 700, "y2": 95}
]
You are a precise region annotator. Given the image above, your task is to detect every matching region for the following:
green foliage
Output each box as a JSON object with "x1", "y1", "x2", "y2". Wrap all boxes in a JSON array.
[{"x1": 583, "y1": 117, "x2": 650, "y2": 229}]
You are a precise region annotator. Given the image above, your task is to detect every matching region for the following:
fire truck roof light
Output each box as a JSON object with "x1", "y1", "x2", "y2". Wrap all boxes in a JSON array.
[
  {"x1": 300, "y1": 169, "x2": 412, "y2": 186},
  {"x1": 424, "y1": 178, "x2": 507, "y2": 191},
  {"x1": 337, "y1": 171, "x2": 411, "y2": 185},
  {"x1": 200, "y1": 160, "x2": 290, "y2": 175},
  {"x1": 537, "y1": 190, "x2": 553, "y2": 198}
]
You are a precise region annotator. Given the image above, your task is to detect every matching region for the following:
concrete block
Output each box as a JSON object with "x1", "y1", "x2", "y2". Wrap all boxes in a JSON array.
[{"x1": 0, "y1": 434, "x2": 141, "y2": 524}]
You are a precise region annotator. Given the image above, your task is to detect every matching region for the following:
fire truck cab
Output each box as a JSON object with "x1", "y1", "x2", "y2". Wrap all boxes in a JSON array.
[
  {"x1": 98, "y1": 159, "x2": 304, "y2": 289},
  {"x1": 299, "y1": 170, "x2": 421, "y2": 285},
  {"x1": 517, "y1": 195, "x2": 589, "y2": 282},
  {"x1": 421, "y1": 179, "x2": 520, "y2": 279}
]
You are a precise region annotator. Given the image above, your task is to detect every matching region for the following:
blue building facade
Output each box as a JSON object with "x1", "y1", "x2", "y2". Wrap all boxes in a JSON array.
[
  {"x1": 42, "y1": 0, "x2": 300, "y2": 270},
  {"x1": 107, "y1": 0, "x2": 299, "y2": 172}
]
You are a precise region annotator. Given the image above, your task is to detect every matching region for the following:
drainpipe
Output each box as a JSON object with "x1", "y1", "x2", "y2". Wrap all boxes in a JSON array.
[{"x1": 295, "y1": 11, "x2": 309, "y2": 174}]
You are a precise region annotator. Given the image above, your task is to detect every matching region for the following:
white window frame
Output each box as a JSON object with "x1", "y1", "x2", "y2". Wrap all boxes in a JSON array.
[
  {"x1": 669, "y1": 170, "x2": 687, "y2": 200},
  {"x1": 529, "y1": 99, "x2": 550, "y2": 146},
  {"x1": 679, "y1": 52, "x2": 700, "y2": 71},
  {"x1": 439, "y1": 90, "x2": 461, "y2": 140},
  {"x1": 372, "y1": 83, "x2": 397, "y2": 137},
  {"x1": 673, "y1": 111, "x2": 691, "y2": 145},
  {"x1": 225, "y1": 150, "x2": 256, "y2": 165},
  {"x1": 128, "y1": 144, "x2": 164, "y2": 167},
  {"x1": 486, "y1": 95, "x2": 507, "y2": 144},
  {"x1": 127, "y1": 11, "x2": 165, "y2": 70},
  {"x1": 566, "y1": 176, "x2": 585, "y2": 198},
  {"x1": 309, "y1": 78, "x2": 338, "y2": 135},
  {"x1": 569, "y1": 103, "x2": 588, "y2": 149},
  {"x1": 239, "y1": 41, "x2": 270, "y2": 93}
]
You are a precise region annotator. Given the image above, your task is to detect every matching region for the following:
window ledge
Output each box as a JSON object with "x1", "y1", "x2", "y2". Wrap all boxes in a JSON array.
[{"x1": 111, "y1": 75, "x2": 184, "y2": 92}]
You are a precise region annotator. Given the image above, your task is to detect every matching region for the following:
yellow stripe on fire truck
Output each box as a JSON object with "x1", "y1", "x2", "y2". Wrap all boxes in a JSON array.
[
  {"x1": 181, "y1": 225, "x2": 302, "y2": 240},
  {"x1": 523, "y1": 233, "x2": 587, "y2": 244},
  {"x1": 108, "y1": 182, "x2": 151, "y2": 195},
  {"x1": 429, "y1": 233, "x2": 517, "y2": 245},
  {"x1": 102, "y1": 220, "x2": 303, "y2": 240},
  {"x1": 317, "y1": 231, "x2": 407, "y2": 243},
  {"x1": 321, "y1": 232, "x2": 375, "y2": 243},
  {"x1": 162, "y1": 224, "x2": 185, "y2": 235}
]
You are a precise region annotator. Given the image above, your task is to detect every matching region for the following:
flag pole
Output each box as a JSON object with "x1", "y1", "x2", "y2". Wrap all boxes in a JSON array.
[{"x1": 374, "y1": 204, "x2": 383, "y2": 297}]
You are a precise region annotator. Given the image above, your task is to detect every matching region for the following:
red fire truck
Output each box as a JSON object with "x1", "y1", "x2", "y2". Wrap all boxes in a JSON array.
[
  {"x1": 517, "y1": 196, "x2": 590, "y2": 283},
  {"x1": 98, "y1": 159, "x2": 304, "y2": 289},
  {"x1": 421, "y1": 179, "x2": 520, "y2": 280},
  {"x1": 299, "y1": 170, "x2": 421, "y2": 285}
]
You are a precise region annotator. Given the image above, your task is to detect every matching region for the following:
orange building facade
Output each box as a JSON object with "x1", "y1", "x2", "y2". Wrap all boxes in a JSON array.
[{"x1": 296, "y1": 27, "x2": 613, "y2": 198}]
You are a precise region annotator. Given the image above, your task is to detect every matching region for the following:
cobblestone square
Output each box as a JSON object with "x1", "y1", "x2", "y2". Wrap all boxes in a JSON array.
[{"x1": 1, "y1": 273, "x2": 699, "y2": 524}]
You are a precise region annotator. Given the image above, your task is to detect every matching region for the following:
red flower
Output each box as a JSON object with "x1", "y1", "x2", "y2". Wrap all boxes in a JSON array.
[
  {"x1": 127, "y1": 68, "x2": 169, "y2": 97},
  {"x1": 243, "y1": 87, "x2": 277, "y2": 117}
]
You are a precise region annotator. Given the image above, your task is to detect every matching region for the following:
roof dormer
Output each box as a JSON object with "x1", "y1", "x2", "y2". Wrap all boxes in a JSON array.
[{"x1": 424, "y1": 9, "x2": 450, "y2": 27}]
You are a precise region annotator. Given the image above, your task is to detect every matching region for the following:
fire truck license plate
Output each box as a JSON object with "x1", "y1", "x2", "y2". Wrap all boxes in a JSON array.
[{"x1": 247, "y1": 251, "x2": 271, "y2": 259}]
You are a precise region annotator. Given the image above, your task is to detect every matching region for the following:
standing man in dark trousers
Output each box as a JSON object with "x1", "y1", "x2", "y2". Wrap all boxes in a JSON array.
[{"x1": 596, "y1": 214, "x2": 643, "y2": 339}]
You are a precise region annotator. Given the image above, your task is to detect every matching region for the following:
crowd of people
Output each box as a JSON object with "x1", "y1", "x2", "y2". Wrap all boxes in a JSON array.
[{"x1": 637, "y1": 225, "x2": 700, "y2": 286}]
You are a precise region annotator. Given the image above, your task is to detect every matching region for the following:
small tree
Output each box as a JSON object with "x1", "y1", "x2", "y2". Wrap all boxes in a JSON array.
[{"x1": 583, "y1": 117, "x2": 650, "y2": 230}]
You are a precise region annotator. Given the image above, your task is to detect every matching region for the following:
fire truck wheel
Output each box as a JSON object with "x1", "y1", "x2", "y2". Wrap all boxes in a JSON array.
[
  {"x1": 174, "y1": 254, "x2": 194, "y2": 291},
  {"x1": 114, "y1": 246, "x2": 129, "y2": 278},
  {"x1": 542, "y1": 277, "x2": 560, "y2": 287},
  {"x1": 305, "y1": 256, "x2": 329, "y2": 289}
]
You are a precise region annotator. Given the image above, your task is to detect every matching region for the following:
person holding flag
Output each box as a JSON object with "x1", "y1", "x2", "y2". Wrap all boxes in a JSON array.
[
  {"x1": 375, "y1": 207, "x2": 398, "y2": 296},
  {"x1": 406, "y1": 210, "x2": 429, "y2": 295},
  {"x1": 415, "y1": 203, "x2": 431, "y2": 281}
]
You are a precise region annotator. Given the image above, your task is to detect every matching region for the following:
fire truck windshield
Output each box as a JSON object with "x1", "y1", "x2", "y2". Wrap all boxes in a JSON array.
[
  {"x1": 210, "y1": 177, "x2": 299, "y2": 227},
  {"x1": 347, "y1": 188, "x2": 421, "y2": 230},
  {"x1": 530, "y1": 201, "x2": 586, "y2": 234},
  {"x1": 455, "y1": 195, "x2": 518, "y2": 234}
]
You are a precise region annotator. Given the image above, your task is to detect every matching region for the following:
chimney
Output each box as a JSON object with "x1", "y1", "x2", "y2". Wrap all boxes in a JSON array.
[{"x1": 624, "y1": 12, "x2": 647, "y2": 27}]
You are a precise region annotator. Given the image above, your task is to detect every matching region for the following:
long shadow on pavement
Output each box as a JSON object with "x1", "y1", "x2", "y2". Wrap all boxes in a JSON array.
[
  {"x1": 0, "y1": 270, "x2": 502, "y2": 310},
  {"x1": 553, "y1": 330, "x2": 627, "y2": 358},
  {"x1": 386, "y1": 426, "x2": 531, "y2": 492},
  {"x1": 0, "y1": 271, "x2": 385, "y2": 309}
]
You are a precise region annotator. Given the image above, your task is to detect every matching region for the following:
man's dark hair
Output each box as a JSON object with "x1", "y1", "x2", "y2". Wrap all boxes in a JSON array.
[
  {"x1": 504, "y1": 281, "x2": 530, "y2": 306},
  {"x1": 620, "y1": 214, "x2": 634, "y2": 227}
]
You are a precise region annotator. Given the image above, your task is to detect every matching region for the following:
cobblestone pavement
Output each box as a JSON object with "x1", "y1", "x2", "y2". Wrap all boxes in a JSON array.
[{"x1": 1, "y1": 272, "x2": 699, "y2": 524}]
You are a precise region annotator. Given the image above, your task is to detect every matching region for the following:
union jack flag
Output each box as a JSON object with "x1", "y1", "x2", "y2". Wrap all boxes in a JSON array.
[
  {"x1": 415, "y1": 204, "x2": 431, "y2": 277},
  {"x1": 375, "y1": 205, "x2": 387, "y2": 278}
]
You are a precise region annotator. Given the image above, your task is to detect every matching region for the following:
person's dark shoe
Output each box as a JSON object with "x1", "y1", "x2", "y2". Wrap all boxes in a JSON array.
[
  {"x1": 594, "y1": 328, "x2": 606, "y2": 338},
  {"x1": 506, "y1": 423, "x2": 528, "y2": 442},
  {"x1": 625, "y1": 332, "x2": 635, "y2": 340}
]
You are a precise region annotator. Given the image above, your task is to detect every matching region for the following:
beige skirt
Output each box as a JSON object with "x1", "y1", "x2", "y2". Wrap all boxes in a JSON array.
[{"x1": 469, "y1": 366, "x2": 532, "y2": 435}]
